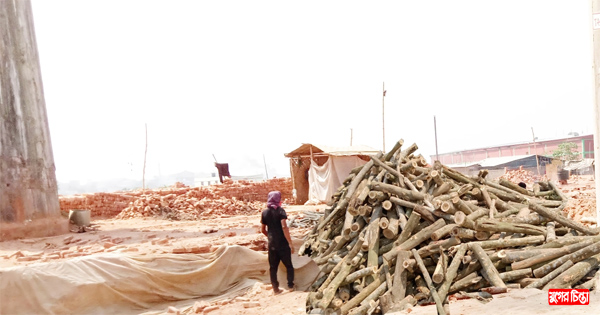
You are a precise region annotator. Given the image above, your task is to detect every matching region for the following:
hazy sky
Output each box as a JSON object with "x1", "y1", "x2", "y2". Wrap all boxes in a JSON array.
[{"x1": 30, "y1": 1, "x2": 595, "y2": 182}]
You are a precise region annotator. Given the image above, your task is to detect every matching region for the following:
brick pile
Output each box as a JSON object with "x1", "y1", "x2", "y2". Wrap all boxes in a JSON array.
[
  {"x1": 561, "y1": 175, "x2": 597, "y2": 225},
  {"x1": 59, "y1": 178, "x2": 294, "y2": 220},
  {"x1": 499, "y1": 168, "x2": 548, "y2": 185}
]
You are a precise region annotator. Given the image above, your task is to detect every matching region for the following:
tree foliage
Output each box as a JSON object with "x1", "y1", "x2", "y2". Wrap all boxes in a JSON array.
[{"x1": 551, "y1": 142, "x2": 580, "y2": 161}]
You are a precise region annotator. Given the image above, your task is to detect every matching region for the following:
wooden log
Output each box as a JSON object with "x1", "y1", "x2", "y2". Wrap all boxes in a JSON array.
[
  {"x1": 462, "y1": 255, "x2": 472, "y2": 264},
  {"x1": 356, "y1": 186, "x2": 371, "y2": 209},
  {"x1": 475, "y1": 231, "x2": 491, "y2": 241},
  {"x1": 357, "y1": 205, "x2": 372, "y2": 217},
  {"x1": 453, "y1": 197, "x2": 473, "y2": 215},
  {"x1": 442, "y1": 166, "x2": 481, "y2": 187},
  {"x1": 366, "y1": 206, "x2": 382, "y2": 285},
  {"x1": 533, "y1": 240, "x2": 600, "y2": 278},
  {"x1": 469, "y1": 243, "x2": 506, "y2": 288},
  {"x1": 380, "y1": 294, "x2": 416, "y2": 314},
  {"x1": 372, "y1": 182, "x2": 426, "y2": 201},
  {"x1": 411, "y1": 249, "x2": 447, "y2": 315},
  {"x1": 498, "y1": 269, "x2": 532, "y2": 282},
  {"x1": 339, "y1": 274, "x2": 384, "y2": 315},
  {"x1": 431, "y1": 224, "x2": 458, "y2": 241},
  {"x1": 500, "y1": 248, "x2": 561, "y2": 264},
  {"x1": 471, "y1": 235, "x2": 545, "y2": 250},
  {"x1": 358, "y1": 281, "x2": 387, "y2": 308},
  {"x1": 525, "y1": 260, "x2": 575, "y2": 289},
  {"x1": 383, "y1": 208, "x2": 399, "y2": 239},
  {"x1": 496, "y1": 213, "x2": 546, "y2": 225},
  {"x1": 499, "y1": 178, "x2": 532, "y2": 196},
  {"x1": 383, "y1": 139, "x2": 404, "y2": 162},
  {"x1": 480, "y1": 186, "x2": 494, "y2": 209},
  {"x1": 318, "y1": 262, "x2": 355, "y2": 309},
  {"x1": 343, "y1": 267, "x2": 377, "y2": 286},
  {"x1": 546, "y1": 222, "x2": 557, "y2": 242},
  {"x1": 317, "y1": 234, "x2": 365, "y2": 294},
  {"x1": 537, "y1": 235, "x2": 600, "y2": 249},
  {"x1": 433, "y1": 182, "x2": 452, "y2": 197},
  {"x1": 449, "y1": 273, "x2": 481, "y2": 293},
  {"x1": 350, "y1": 216, "x2": 365, "y2": 233},
  {"x1": 440, "y1": 201, "x2": 457, "y2": 214},
  {"x1": 367, "y1": 191, "x2": 386, "y2": 204},
  {"x1": 513, "y1": 238, "x2": 600, "y2": 270},
  {"x1": 481, "y1": 286, "x2": 508, "y2": 295},
  {"x1": 430, "y1": 170, "x2": 444, "y2": 186},
  {"x1": 396, "y1": 211, "x2": 421, "y2": 245},
  {"x1": 467, "y1": 208, "x2": 489, "y2": 221},
  {"x1": 397, "y1": 143, "x2": 418, "y2": 161},
  {"x1": 389, "y1": 197, "x2": 436, "y2": 222},
  {"x1": 543, "y1": 254, "x2": 600, "y2": 289},
  {"x1": 548, "y1": 181, "x2": 568, "y2": 202},
  {"x1": 342, "y1": 211, "x2": 355, "y2": 239},
  {"x1": 339, "y1": 286, "x2": 351, "y2": 302},
  {"x1": 379, "y1": 217, "x2": 389, "y2": 230},
  {"x1": 575, "y1": 270, "x2": 600, "y2": 290},
  {"x1": 396, "y1": 205, "x2": 408, "y2": 230},
  {"x1": 391, "y1": 250, "x2": 410, "y2": 300},
  {"x1": 528, "y1": 202, "x2": 599, "y2": 236},
  {"x1": 382, "y1": 200, "x2": 393, "y2": 211},
  {"x1": 383, "y1": 219, "x2": 446, "y2": 263},
  {"x1": 454, "y1": 211, "x2": 476, "y2": 230},
  {"x1": 474, "y1": 219, "x2": 546, "y2": 236},
  {"x1": 452, "y1": 227, "x2": 477, "y2": 240},
  {"x1": 432, "y1": 250, "x2": 448, "y2": 284},
  {"x1": 437, "y1": 243, "x2": 468, "y2": 302}
]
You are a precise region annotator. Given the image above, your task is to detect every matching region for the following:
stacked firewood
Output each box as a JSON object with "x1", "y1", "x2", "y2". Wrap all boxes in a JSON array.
[{"x1": 301, "y1": 140, "x2": 600, "y2": 315}]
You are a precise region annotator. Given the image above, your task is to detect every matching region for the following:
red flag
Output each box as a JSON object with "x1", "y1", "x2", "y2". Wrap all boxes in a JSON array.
[{"x1": 383, "y1": 90, "x2": 387, "y2": 97}]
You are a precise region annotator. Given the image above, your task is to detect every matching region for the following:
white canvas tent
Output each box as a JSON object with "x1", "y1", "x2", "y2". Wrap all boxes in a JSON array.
[{"x1": 285, "y1": 144, "x2": 379, "y2": 205}]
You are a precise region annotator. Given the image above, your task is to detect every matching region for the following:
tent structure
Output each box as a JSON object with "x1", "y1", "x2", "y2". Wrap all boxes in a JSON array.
[{"x1": 284, "y1": 144, "x2": 379, "y2": 205}]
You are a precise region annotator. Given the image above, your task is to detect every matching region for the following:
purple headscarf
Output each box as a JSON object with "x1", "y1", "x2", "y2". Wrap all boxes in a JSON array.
[{"x1": 267, "y1": 191, "x2": 282, "y2": 209}]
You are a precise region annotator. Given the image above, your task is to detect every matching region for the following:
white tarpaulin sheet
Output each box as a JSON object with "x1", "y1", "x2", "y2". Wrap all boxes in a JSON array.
[
  {"x1": 307, "y1": 156, "x2": 367, "y2": 204},
  {"x1": 0, "y1": 245, "x2": 319, "y2": 315}
]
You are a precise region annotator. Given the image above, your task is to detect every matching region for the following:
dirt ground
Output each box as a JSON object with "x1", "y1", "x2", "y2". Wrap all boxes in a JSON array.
[
  {"x1": 0, "y1": 205, "x2": 322, "y2": 315},
  {"x1": 1, "y1": 175, "x2": 599, "y2": 314}
]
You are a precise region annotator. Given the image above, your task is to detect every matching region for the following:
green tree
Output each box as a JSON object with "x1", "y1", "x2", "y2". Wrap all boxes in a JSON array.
[{"x1": 551, "y1": 142, "x2": 580, "y2": 160}]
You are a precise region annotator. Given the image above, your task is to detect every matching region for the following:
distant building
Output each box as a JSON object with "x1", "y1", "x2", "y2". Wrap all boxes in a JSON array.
[
  {"x1": 446, "y1": 154, "x2": 556, "y2": 179},
  {"x1": 432, "y1": 134, "x2": 594, "y2": 165}
]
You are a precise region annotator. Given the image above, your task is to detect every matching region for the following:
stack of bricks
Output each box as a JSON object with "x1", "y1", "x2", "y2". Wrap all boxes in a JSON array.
[
  {"x1": 59, "y1": 193, "x2": 137, "y2": 217},
  {"x1": 59, "y1": 178, "x2": 294, "y2": 220}
]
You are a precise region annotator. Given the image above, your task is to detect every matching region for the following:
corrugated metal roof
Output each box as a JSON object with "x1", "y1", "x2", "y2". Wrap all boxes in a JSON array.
[
  {"x1": 563, "y1": 159, "x2": 595, "y2": 171},
  {"x1": 284, "y1": 144, "x2": 379, "y2": 157},
  {"x1": 446, "y1": 155, "x2": 551, "y2": 169},
  {"x1": 478, "y1": 155, "x2": 537, "y2": 167},
  {"x1": 435, "y1": 134, "x2": 593, "y2": 156}
]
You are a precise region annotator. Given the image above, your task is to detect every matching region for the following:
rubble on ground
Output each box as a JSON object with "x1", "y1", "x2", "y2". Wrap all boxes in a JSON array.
[
  {"x1": 59, "y1": 178, "x2": 293, "y2": 220},
  {"x1": 302, "y1": 140, "x2": 600, "y2": 315}
]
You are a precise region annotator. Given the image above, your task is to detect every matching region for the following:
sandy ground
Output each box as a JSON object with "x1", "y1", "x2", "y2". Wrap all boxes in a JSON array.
[{"x1": 0, "y1": 205, "x2": 321, "y2": 315}]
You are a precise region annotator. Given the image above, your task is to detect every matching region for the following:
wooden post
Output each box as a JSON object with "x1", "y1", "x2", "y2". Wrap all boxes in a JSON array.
[
  {"x1": 142, "y1": 123, "x2": 148, "y2": 192},
  {"x1": 411, "y1": 249, "x2": 446, "y2": 315},
  {"x1": 590, "y1": 1, "x2": 600, "y2": 228},
  {"x1": 382, "y1": 82, "x2": 386, "y2": 152}
]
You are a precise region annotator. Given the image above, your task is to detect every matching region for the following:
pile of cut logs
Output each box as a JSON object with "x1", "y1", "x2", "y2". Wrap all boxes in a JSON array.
[{"x1": 300, "y1": 140, "x2": 600, "y2": 315}]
